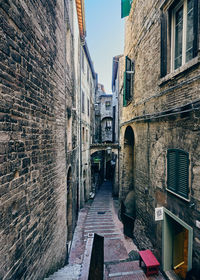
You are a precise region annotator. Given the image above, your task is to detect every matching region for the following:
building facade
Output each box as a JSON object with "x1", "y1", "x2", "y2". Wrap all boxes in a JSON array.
[
  {"x1": 112, "y1": 55, "x2": 123, "y2": 144},
  {"x1": 120, "y1": 0, "x2": 200, "y2": 278},
  {"x1": 0, "y1": 0, "x2": 95, "y2": 279},
  {"x1": 80, "y1": 43, "x2": 96, "y2": 205}
]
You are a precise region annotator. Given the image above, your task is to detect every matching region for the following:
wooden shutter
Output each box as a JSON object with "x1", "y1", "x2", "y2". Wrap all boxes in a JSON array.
[
  {"x1": 123, "y1": 72, "x2": 127, "y2": 106},
  {"x1": 167, "y1": 150, "x2": 177, "y2": 192},
  {"x1": 177, "y1": 150, "x2": 189, "y2": 198},
  {"x1": 160, "y1": 12, "x2": 167, "y2": 77},
  {"x1": 193, "y1": 0, "x2": 199, "y2": 58},
  {"x1": 125, "y1": 56, "x2": 132, "y2": 100}
]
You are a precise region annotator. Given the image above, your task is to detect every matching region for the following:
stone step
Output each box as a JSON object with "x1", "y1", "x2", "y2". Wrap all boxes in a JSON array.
[{"x1": 44, "y1": 264, "x2": 81, "y2": 280}]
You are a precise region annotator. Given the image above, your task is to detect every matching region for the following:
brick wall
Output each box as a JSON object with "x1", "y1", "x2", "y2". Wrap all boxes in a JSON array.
[
  {"x1": 0, "y1": 1, "x2": 69, "y2": 279},
  {"x1": 120, "y1": 0, "x2": 200, "y2": 268}
]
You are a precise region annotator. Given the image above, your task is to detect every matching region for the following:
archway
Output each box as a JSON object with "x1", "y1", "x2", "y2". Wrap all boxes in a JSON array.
[
  {"x1": 67, "y1": 166, "x2": 73, "y2": 242},
  {"x1": 122, "y1": 126, "x2": 135, "y2": 197}
]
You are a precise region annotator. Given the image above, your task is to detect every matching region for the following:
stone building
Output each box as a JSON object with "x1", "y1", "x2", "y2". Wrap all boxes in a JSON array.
[
  {"x1": 94, "y1": 83, "x2": 105, "y2": 143},
  {"x1": 0, "y1": 0, "x2": 95, "y2": 279},
  {"x1": 80, "y1": 42, "x2": 96, "y2": 205},
  {"x1": 119, "y1": 0, "x2": 200, "y2": 278},
  {"x1": 100, "y1": 94, "x2": 113, "y2": 143},
  {"x1": 112, "y1": 55, "x2": 123, "y2": 144}
]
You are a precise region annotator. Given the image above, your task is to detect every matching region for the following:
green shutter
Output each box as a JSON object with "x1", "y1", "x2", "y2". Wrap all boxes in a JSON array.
[
  {"x1": 177, "y1": 151, "x2": 189, "y2": 198},
  {"x1": 125, "y1": 56, "x2": 132, "y2": 101},
  {"x1": 121, "y1": 0, "x2": 133, "y2": 18},
  {"x1": 167, "y1": 149, "x2": 189, "y2": 199},
  {"x1": 167, "y1": 150, "x2": 177, "y2": 192},
  {"x1": 123, "y1": 71, "x2": 127, "y2": 106}
]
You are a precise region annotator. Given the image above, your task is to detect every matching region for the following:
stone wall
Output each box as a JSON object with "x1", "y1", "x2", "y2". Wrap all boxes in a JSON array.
[
  {"x1": 0, "y1": 0, "x2": 69, "y2": 279},
  {"x1": 120, "y1": 0, "x2": 200, "y2": 269}
]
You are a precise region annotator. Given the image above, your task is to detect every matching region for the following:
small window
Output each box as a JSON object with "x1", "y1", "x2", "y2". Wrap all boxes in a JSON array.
[
  {"x1": 105, "y1": 101, "x2": 111, "y2": 109},
  {"x1": 82, "y1": 127, "x2": 85, "y2": 143},
  {"x1": 81, "y1": 49, "x2": 85, "y2": 72},
  {"x1": 167, "y1": 149, "x2": 189, "y2": 199},
  {"x1": 105, "y1": 120, "x2": 112, "y2": 130},
  {"x1": 86, "y1": 129, "x2": 88, "y2": 142},
  {"x1": 87, "y1": 98, "x2": 90, "y2": 116},
  {"x1": 82, "y1": 91, "x2": 85, "y2": 113},
  {"x1": 123, "y1": 56, "x2": 134, "y2": 106},
  {"x1": 87, "y1": 65, "x2": 89, "y2": 82}
]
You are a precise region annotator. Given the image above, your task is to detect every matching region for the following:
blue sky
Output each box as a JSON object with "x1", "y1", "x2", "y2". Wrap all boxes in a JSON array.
[{"x1": 85, "y1": 0, "x2": 124, "y2": 93}]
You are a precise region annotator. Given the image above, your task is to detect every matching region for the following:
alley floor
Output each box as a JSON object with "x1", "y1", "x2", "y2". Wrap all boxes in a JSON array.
[{"x1": 46, "y1": 181, "x2": 166, "y2": 280}]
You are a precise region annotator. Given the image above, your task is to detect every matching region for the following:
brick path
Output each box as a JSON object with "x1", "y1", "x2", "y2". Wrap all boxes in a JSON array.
[
  {"x1": 45, "y1": 181, "x2": 166, "y2": 279},
  {"x1": 79, "y1": 181, "x2": 165, "y2": 279}
]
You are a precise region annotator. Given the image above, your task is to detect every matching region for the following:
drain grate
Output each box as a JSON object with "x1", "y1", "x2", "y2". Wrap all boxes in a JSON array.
[{"x1": 97, "y1": 211, "x2": 106, "y2": 214}]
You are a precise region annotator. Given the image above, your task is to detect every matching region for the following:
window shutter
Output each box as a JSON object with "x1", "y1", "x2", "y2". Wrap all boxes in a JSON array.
[
  {"x1": 121, "y1": 0, "x2": 133, "y2": 18},
  {"x1": 193, "y1": 0, "x2": 199, "y2": 58},
  {"x1": 125, "y1": 56, "x2": 132, "y2": 101},
  {"x1": 123, "y1": 72, "x2": 127, "y2": 106},
  {"x1": 160, "y1": 12, "x2": 167, "y2": 77},
  {"x1": 167, "y1": 150, "x2": 177, "y2": 192},
  {"x1": 177, "y1": 151, "x2": 189, "y2": 198}
]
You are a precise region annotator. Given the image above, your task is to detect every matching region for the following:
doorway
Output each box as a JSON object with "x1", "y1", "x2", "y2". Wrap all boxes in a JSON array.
[
  {"x1": 123, "y1": 126, "x2": 135, "y2": 196},
  {"x1": 163, "y1": 209, "x2": 193, "y2": 279}
]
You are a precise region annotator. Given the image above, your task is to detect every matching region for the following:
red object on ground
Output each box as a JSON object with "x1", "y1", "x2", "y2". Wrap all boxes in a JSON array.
[{"x1": 139, "y1": 249, "x2": 160, "y2": 276}]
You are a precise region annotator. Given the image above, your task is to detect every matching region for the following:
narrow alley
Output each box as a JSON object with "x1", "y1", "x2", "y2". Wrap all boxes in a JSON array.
[
  {"x1": 45, "y1": 181, "x2": 165, "y2": 280},
  {"x1": 0, "y1": 0, "x2": 200, "y2": 279}
]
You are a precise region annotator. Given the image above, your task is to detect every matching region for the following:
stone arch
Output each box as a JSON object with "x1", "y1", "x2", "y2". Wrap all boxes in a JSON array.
[
  {"x1": 67, "y1": 166, "x2": 73, "y2": 242},
  {"x1": 122, "y1": 125, "x2": 135, "y2": 198}
]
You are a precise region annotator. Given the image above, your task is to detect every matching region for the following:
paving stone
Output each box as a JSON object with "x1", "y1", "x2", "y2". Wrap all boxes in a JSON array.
[{"x1": 46, "y1": 181, "x2": 166, "y2": 280}]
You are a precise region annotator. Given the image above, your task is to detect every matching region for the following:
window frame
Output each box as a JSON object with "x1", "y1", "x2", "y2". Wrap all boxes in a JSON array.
[
  {"x1": 123, "y1": 56, "x2": 134, "y2": 106},
  {"x1": 105, "y1": 101, "x2": 111, "y2": 109},
  {"x1": 82, "y1": 90, "x2": 85, "y2": 113},
  {"x1": 87, "y1": 98, "x2": 90, "y2": 116},
  {"x1": 160, "y1": 0, "x2": 198, "y2": 77},
  {"x1": 171, "y1": 0, "x2": 194, "y2": 71},
  {"x1": 167, "y1": 149, "x2": 190, "y2": 201}
]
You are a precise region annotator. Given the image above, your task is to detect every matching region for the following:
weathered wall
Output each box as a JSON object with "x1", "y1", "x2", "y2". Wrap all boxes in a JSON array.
[
  {"x1": 0, "y1": 0, "x2": 68, "y2": 279},
  {"x1": 120, "y1": 0, "x2": 200, "y2": 269}
]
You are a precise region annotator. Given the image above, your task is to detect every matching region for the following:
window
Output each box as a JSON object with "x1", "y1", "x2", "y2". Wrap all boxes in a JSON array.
[
  {"x1": 87, "y1": 65, "x2": 89, "y2": 82},
  {"x1": 81, "y1": 49, "x2": 84, "y2": 72},
  {"x1": 105, "y1": 120, "x2": 112, "y2": 130},
  {"x1": 82, "y1": 127, "x2": 85, "y2": 143},
  {"x1": 82, "y1": 91, "x2": 85, "y2": 113},
  {"x1": 86, "y1": 129, "x2": 88, "y2": 142},
  {"x1": 123, "y1": 56, "x2": 134, "y2": 106},
  {"x1": 161, "y1": 0, "x2": 198, "y2": 76},
  {"x1": 167, "y1": 149, "x2": 189, "y2": 199},
  {"x1": 105, "y1": 101, "x2": 111, "y2": 109},
  {"x1": 172, "y1": 0, "x2": 195, "y2": 69},
  {"x1": 87, "y1": 98, "x2": 90, "y2": 116}
]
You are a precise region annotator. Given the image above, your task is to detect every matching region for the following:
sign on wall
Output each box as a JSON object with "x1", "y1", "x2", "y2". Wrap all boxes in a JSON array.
[{"x1": 155, "y1": 207, "x2": 164, "y2": 221}]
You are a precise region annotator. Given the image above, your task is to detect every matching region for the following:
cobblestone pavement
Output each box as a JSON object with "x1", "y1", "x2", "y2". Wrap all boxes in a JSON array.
[{"x1": 45, "y1": 181, "x2": 166, "y2": 279}]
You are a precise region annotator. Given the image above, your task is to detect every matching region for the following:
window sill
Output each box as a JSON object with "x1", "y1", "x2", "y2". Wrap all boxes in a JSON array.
[
  {"x1": 166, "y1": 188, "x2": 190, "y2": 202},
  {"x1": 159, "y1": 56, "x2": 199, "y2": 86}
]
